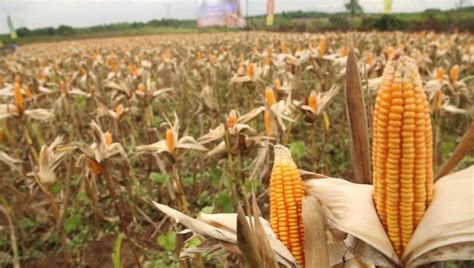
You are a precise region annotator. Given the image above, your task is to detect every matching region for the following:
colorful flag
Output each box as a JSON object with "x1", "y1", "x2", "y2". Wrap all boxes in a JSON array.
[
  {"x1": 383, "y1": 0, "x2": 393, "y2": 14},
  {"x1": 266, "y1": 0, "x2": 275, "y2": 26},
  {"x1": 7, "y1": 15, "x2": 18, "y2": 40},
  {"x1": 197, "y1": 0, "x2": 246, "y2": 28}
]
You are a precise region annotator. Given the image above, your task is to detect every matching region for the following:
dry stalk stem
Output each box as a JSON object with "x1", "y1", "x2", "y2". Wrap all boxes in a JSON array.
[
  {"x1": 0, "y1": 200, "x2": 20, "y2": 268},
  {"x1": 345, "y1": 49, "x2": 371, "y2": 184},
  {"x1": 103, "y1": 168, "x2": 142, "y2": 268}
]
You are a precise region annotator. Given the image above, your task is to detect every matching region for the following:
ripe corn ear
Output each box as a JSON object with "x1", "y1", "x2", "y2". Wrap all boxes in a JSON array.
[
  {"x1": 269, "y1": 145, "x2": 305, "y2": 267},
  {"x1": 13, "y1": 82, "x2": 24, "y2": 114},
  {"x1": 307, "y1": 90, "x2": 318, "y2": 113},
  {"x1": 104, "y1": 132, "x2": 113, "y2": 146},
  {"x1": 264, "y1": 87, "x2": 277, "y2": 136},
  {"x1": 435, "y1": 67, "x2": 445, "y2": 81},
  {"x1": 372, "y1": 55, "x2": 433, "y2": 256},
  {"x1": 318, "y1": 37, "x2": 327, "y2": 56},
  {"x1": 166, "y1": 128, "x2": 176, "y2": 153},
  {"x1": 450, "y1": 65, "x2": 459, "y2": 83},
  {"x1": 227, "y1": 110, "x2": 238, "y2": 129}
]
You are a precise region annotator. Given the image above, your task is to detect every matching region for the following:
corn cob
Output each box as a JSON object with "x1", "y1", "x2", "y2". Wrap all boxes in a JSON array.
[
  {"x1": 246, "y1": 64, "x2": 255, "y2": 78},
  {"x1": 227, "y1": 110, "x2": 238, "y2": 129},
  {"x1": 166, "y1": 128, "x2": 176, "y2": 153},
  {"x1": 307, "y1": 90, "x2": 318, "y2": 113},
  {"x1": 104, "y1": 131, "x2": 113, "y2": 146},
  {"x1": 435, "y1": 67, "x2": 445, "y2": 81},
  {"x1": 450, "y1": 65, "x2": 459, "y2": 84},
  {"x1": 318, "y1": 37, "x2": 327, "y2": 56},
  {"x1": 264, "y1": 87, "x2": 277, "y2": 136},
  {"x1": 265, "y1": 87, "x2": 277, "y2": 107},
  {"x1": 274, "y1": 79, "x2": 282, "y2": 90},
  {"x1": 269, "y1": 145, "x2": 305, "y2": 267},
  {"x1": 372, "y1": 55, "x2": 433, "y2": 256},
  {"x1": 115, "y1": 104, "x2": 124, "y2": 118},
  {"x1": 432, "y1": 90, "x2": 444, "y2": 112},
  {"x1": 13, "y1": 82, "x2": 24, "y2": 114}
]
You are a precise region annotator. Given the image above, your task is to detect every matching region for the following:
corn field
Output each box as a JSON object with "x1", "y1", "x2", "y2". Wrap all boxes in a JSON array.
[{"x1": 0, "y1": 32, "x2": 473, "y2": 268}]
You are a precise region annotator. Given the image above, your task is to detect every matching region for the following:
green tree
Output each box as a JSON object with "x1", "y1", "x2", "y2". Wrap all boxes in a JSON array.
[{"x1": 345, "y1": 0, "x2": 364, "y2": 16}]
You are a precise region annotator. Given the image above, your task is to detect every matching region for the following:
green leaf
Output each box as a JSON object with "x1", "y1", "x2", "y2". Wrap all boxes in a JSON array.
[
  {"x1": 64, "y1": 214, "x2": 82, "y2": 233},
  {"x1": 200, "y1": 206, "x2": 214, "y2": 214},
  {"x1": 289, "y1": 141, "x2": 308, "y2": 162},
  {"x1": 112, "y1": 233, "x2": 126, "y2": 268},
  {"x1": 50, "y1": 181, "x2": 62, "y2": 195},
  {"x1": 214, "y1": 193, "x2": 233, "y2": 213},
  {"x1": 185, "y1": 236, "x2": 201, "y2": 248},
  {"x1": 210, "y1": 165, "x2": 223, "y2": 187},
  {"x1": 157, "y1": 231, "x2": 176, "y2": 252},
  {"x1": 149, "y1": 172, "x2": 168, "y2": 184}
]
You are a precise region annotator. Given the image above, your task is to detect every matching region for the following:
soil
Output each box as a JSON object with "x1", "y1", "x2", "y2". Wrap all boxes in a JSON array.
[{"x1": 22, "y1": 234, "x2": 139, "y2": 268}]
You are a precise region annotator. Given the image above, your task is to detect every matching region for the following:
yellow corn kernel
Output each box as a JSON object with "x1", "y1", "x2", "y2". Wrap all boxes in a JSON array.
[
  {"x1": 115, "y1": 104, "x2": 124, "y2": 118},
  {"x1": 307, "y1": 90, "x2": 318, "y2": 113},
  {"x1": 265, "y1": 87, "x2": 277, "y2": 107},
  {"x1": 269, "y1": 145, "x2": 305, "y2": 267},
  {"x1": 365, "y1": 51, "x2": 374, "y2": 66},
  {"x1": 13, "y1": 82, "x2": 24, "y2": 114},
  {"x1": 435, "y1": 67, "x2": 445, "y2": 81},
  {"x1": 104, "y1": 132, "x2": 113, "y2": 146},
  {"x1": 227, "y1": 110, "x2": 238, "y2": 129},
  {"x1": 246, "y1": 63, "x2": 254, "y2": 78},
  {"x1": 274, "y1": 79, "x2": 281, "y2": 90},
  {"x1": 318, "y1": 36, "x2": 327, "y2": 56},
  {"x1": 166, "y1": 128, "x2": 175, "y2": 153},
  {"x1": 137, "y1": 83, "x2": 145, "y2": 93},
  {"x1": 339, "y1": 47, "x2": 349, "y2": 57},
  {"x1": 432, "y1": 90, "x2": 444, "y2": 111},
  {"x1": 264, "y1": 112, "x2": 272, "y2": 137},
  {"x1": 372, "y1": 55, "x2": 433, "y2": 257},
  {"x1": 449, "y1": 65, "x2": 459, "y2": 84}
]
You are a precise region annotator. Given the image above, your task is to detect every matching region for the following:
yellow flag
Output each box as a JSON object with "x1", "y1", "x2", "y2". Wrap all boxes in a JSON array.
[
  {"x1": 383, "y1": 0, "x2": 392, "y2": 14},
  {"x1": 7, "y1": 15, "x2": 18, "y2": 40},
  {"x1": 266, "y1": 0, "x2": 275, "y2": 26}
]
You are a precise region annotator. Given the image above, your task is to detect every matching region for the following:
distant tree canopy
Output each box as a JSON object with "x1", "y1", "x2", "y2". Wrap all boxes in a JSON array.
[
  {"x1": 345, "y1": 0, "x2": 364, "y2": 16},
  {"x1": 2, "y1": 6, "x2": 473, "y2": 44}
]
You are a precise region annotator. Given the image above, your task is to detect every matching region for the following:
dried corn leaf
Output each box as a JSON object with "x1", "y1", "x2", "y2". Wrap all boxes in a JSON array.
[
  {"x1": 402, "y1": 166, "x2": 474, "y2": 266},
  {"x1": 305, "y1": 178, "x2": 400, "y2": 265},
  {"x1": 306, "y1": 166, "x2": 474, "y2": 266},
  {"x1": 153, "y1": 202, "x2": 298, "y2": 267}
]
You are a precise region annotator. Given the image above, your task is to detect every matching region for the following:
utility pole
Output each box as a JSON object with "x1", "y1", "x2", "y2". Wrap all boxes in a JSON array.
[
  {"x1": 164, "y1": 2, "x2": 171, "y2": 19},
  {"x1": 246, "y1": 0, "x2": 249, "y2": 40}
]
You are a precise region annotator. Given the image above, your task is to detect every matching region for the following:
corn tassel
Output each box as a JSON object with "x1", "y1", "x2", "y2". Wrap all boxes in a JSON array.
[
  {"x1": 269, "y1": 145, "x2": 305, "y2": 266},
  {"x1": 372, "y1": 55, "x2": 433, "y2": 256}
]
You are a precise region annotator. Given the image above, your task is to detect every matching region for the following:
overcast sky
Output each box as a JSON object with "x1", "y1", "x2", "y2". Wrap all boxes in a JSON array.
[{"x1": 0, "y1": 0, "x2": 469, "y2": 34}]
